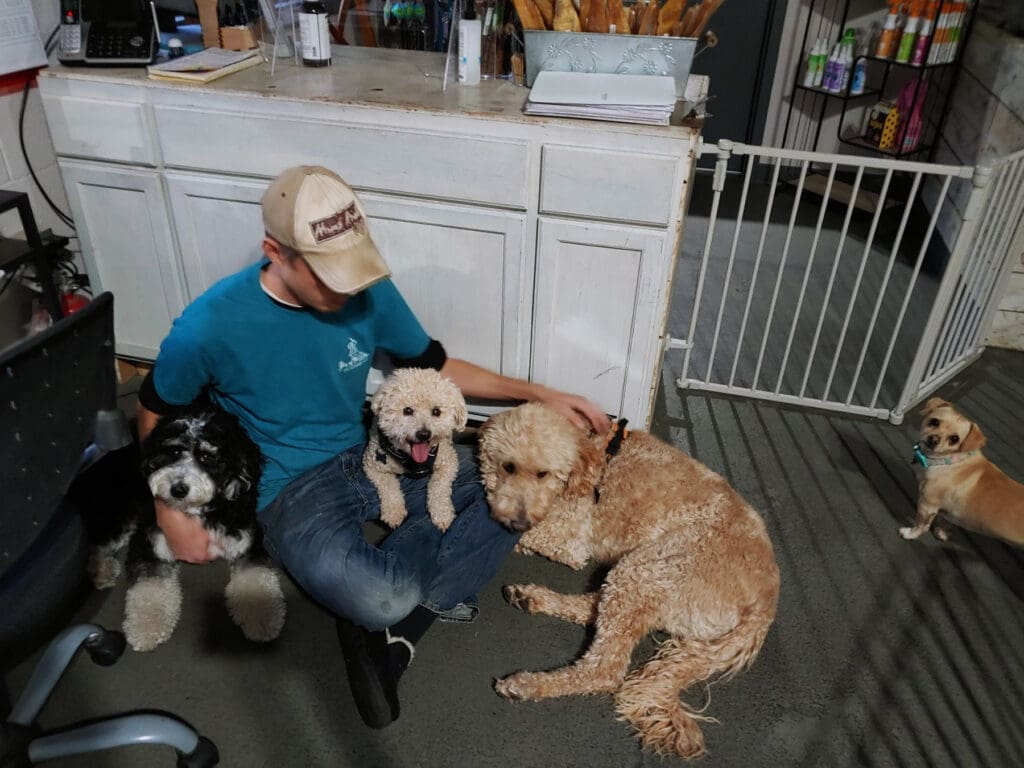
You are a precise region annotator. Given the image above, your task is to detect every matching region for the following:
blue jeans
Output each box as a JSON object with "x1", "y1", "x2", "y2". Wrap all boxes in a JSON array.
[{"x1": 257, "y1": 442, "x2": 518, "y2": 631}]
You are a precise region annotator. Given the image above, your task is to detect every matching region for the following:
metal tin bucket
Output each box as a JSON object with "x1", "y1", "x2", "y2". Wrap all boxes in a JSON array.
[{"x1": 523, "y1": 30, "x2": 697, "y2": 99}]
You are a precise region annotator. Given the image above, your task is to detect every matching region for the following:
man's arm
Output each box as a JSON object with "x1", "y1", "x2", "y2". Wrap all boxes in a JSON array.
[
  {"x1": 439, "y1": 358, "x2": 610, "y2": 433},
  {"x1": 137, "y1": 400, "x2": 214, "y2": 564}
]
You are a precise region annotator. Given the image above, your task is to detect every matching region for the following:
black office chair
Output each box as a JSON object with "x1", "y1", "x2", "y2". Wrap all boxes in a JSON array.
[{"x1": 0, "y1": 292, "x2": 219, "y2": 767}]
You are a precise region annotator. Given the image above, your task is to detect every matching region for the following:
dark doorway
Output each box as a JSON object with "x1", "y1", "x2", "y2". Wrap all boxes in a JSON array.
[{"x1": 691, "y1": 0, "x2": 787, "y2": 169}]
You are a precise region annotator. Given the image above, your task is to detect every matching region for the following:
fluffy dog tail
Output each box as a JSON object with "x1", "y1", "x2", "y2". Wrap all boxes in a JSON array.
[{"x1": 613, "y1": 598, "x2": 775, "y2": 759}]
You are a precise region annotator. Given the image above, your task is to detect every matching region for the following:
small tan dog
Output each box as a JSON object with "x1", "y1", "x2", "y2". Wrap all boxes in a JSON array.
[
  {"x1": 478, "y1": 403, "x2": 780, "y2": 759},
  {"x1": 364, "y1": 368, "x2": 468, "y2": 532},
  {"x1": 900, "y1": 397, "x2": 1024, "y2": 546}
]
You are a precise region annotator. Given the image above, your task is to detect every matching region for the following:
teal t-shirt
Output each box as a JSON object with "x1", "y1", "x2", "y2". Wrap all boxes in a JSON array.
[{"x1": 152, "y1": 261, "x2": 431, "y2": 510}]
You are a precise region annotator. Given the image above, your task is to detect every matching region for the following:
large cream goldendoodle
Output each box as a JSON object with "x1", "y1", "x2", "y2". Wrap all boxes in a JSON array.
[
  {"x1": 478, "y1": 403, "x2": 780, "y2": 759},
  {"x1": 364, "y1": 368, "x2": 468, "y2": 531}
]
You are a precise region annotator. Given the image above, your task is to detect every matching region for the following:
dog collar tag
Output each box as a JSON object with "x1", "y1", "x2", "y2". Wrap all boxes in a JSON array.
[{"x1": 911, "y1": 444, "x2": 929, "y2": 468}]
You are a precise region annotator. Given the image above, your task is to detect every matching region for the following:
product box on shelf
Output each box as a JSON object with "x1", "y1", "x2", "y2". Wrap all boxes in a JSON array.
[{"x1": 865, "y1": 99, "x2": 899, "y2": 150}]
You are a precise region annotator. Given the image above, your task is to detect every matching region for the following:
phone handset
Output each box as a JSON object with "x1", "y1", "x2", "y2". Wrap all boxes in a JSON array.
[{"x1": 59, "y1": 0, "x2": 82, "y2": 54}]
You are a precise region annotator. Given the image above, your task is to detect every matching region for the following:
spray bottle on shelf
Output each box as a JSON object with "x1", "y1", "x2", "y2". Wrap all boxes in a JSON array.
[
  {"x1": 850, "y1": 40, "x2": 869, "y2": 95},
  {"x1": 945, "y1": 1, "x2": 968, "y2": 63},
  {"x1": 896, "y1": 0, "x2": 922, "y2": 63},
  {"x1": 803, "y1": 38, "x2": 824, "y2": 87},
  {"x1": 928, "y1": 1, "x2": 951, "y2": 64},
  {"x1": 823, "y1": 40, "x2": 843, "y2": 93},
  {"x1": 813, "y1": 38, "x2": 828, "y2": 87},
  {"x1": 911, "y1": 0, "x2": 939, "y2": 65},
  {"x1": 803, "y1": 40, "x2": 818, "y2": 87},
  {"x1": 839, "y1": 28, "x2": 857, "y2": 93},
  {"x1": 875, "y1": 1, "x2": 904, "y2": 59}
]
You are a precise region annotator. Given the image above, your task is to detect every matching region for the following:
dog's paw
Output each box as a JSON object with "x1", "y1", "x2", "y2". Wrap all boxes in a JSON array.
[
  {"x1": 430, "y1": 505, "x2": 455, "y2": 532},
  {"x1": 931, "y1": 521, "x2": 952, "y2": 541},
  {"x1": 226, "y1": 566, "x2": 286, "y2": 642},
  {"x1": 502, "y1": 584, "x2": 539, "y2": 613},
  {"x1": 379, "y1": 502, "x2": 408, "y2": 530},
  {"x1": 899, "y1": 526, "x2": 922, "y2": 540},
  {"x1": 124, "y1": 576, "x2": 182, "y2": 652},
  {"x1": 494, "y1": 672, "x2": 541, "y2": 701},
  {"x1": 87, "y1": 551, "x2": 121, "y2": 590}
]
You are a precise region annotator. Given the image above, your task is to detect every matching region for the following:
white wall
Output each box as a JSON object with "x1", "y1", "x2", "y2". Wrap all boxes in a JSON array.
[{"x1": 0, "y1": 0, "x2": 71, "y2": 242}]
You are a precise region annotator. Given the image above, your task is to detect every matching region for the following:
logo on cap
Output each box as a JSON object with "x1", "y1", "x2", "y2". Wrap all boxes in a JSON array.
[{"x1": 310, "y1": 202, "x2": 366, "y2": 244}]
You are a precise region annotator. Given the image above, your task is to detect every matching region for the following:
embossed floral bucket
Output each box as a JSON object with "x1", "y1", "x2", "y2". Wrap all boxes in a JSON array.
[{"x1": 523, "y1": 30, "x2": 697, "y2": 98}]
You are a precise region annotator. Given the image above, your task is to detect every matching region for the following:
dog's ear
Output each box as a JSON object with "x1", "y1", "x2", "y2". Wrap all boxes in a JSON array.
[
  {"x1": 961, "y1": 422, "x2": 987, "y2": 453},
  {"x1": 224, "y1": 472, "x2": 253, "y2": 501},
  {"x1": 920, "y1": 397, "x2": 951, "y2": 415},
  {"x1": 564, "y1": 434, "x2": 604, "y2": 500},
  {"x1": 369, "y1": 387, "x2": 385, "y2": 416},
  {"x1": 452, "y1": 396, "x2": 468, "y2": 431}
]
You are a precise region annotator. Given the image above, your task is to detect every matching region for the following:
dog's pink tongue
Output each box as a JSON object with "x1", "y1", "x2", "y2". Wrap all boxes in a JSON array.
[{"x1": 410, "y1": 441, "x2": 431, "y2": 463}]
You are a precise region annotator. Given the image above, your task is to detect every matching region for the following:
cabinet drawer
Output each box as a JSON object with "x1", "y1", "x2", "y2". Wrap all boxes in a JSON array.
[
  {"x1": 154, "y1": 106, "x2": 530, "y2": 209},
  {"x1": 540, "y1": 145, "x2": 678, "y2": 225},
  {"x1": 41, "y1": 95, "x2": 155, "y2": 165}
]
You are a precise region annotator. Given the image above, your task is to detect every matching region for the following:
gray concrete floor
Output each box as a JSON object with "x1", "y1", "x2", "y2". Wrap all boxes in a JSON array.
[{"x1": 7, "y1": 346, "x2": 1024, "y2": 768}]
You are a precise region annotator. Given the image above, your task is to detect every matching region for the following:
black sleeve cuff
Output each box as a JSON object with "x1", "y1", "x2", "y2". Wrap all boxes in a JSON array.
[
  {"x1": 137, "y1": 369, "x2": 178, "y2": 415},
  {"x1": 391, "y1": 339, "x2": 447, "y2": 371}
]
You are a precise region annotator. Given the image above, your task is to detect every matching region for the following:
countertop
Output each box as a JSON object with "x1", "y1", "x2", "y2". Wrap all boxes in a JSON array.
[{"x1": 41, "y1": 45, "x2": 708, "y2": 134}]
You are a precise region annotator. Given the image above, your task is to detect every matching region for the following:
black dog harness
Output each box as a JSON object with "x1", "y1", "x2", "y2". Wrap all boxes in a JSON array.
[
  {"x1": 374, "y1": 427, "x2": 438, "y2": 477},
  {"x1": 594, "y1": 418, "x2": 629, "y2": 503}
]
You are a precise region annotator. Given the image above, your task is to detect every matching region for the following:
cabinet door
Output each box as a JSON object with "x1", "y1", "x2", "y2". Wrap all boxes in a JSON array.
[
  {"x1": 165, "y1": 172, "x2": 266, "y2": 301},
  {"x1": 58, "y1": 160, "x2": 184, "y2": 359},
  {"x1": 533, "y1": 219, "x2": 667, "y2": 425},
  {"x1": 360, "y1": 194, "x2": 530, "y2": 378},
  {"x1": 165, "y1": 177, "x2": 530, "y2": 378}
]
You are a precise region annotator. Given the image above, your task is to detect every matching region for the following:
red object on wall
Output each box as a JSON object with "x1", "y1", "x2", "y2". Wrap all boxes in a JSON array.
[{"x1": 0, "y1": 69, "x2": 39, "y2": 97}]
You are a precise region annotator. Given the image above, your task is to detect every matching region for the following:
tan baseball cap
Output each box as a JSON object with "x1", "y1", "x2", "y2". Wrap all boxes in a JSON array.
[{"x1": 261, "y1": 166, "x2": 390, "y2": 294}]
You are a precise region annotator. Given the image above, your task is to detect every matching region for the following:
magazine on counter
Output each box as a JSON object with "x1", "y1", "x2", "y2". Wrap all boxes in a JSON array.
[{"x1": 147, "y1": 47, "x2": 263, "y2": 83}]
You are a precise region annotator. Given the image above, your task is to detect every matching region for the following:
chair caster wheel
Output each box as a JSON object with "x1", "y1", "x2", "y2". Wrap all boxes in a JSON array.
[
  {"x1": 177, "y1": 736, "x2": 219, "y2": 767},
  {"x1": 84, "y1": 629, "x2": 127, "y2": 666}
]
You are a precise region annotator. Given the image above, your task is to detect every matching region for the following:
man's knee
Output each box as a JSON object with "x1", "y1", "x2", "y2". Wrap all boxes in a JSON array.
[{"x1": 301, "y1": 563, "x2": 423, "y2": 631}]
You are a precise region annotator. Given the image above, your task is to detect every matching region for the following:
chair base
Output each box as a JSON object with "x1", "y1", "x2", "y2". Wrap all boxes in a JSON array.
[{"x1": 3, "y1": 625, "x2": 219, "y2": 767}]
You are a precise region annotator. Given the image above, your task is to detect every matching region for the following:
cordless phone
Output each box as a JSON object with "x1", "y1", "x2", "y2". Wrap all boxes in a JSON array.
[{"x1": 59, "y1": 0, "x2": 82, "y2": 54}]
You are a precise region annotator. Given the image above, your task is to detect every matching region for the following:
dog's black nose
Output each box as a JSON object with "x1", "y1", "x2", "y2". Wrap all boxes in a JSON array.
[
  {"x1": 415, "y1": 429, "x2": 432, "y2": 442},
  {"x1": 170, "y1": 481, "x2": 190, "y2": 499},
  {"x1": 509, "y1": 518, "x2": 531, "y2": 533},
  {"x1": 925, "y1": 435, "x2": 939, "y2": 449}
]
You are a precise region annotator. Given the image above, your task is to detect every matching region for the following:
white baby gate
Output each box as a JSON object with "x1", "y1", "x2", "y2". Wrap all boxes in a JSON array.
[{"x1": 672, "y1": 140, "x2": 1024, "y2": 424}]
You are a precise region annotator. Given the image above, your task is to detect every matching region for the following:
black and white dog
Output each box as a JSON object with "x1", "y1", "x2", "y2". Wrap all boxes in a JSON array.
[{"x1": 74, "y1": 402, "x2": 286, "y2": 652}]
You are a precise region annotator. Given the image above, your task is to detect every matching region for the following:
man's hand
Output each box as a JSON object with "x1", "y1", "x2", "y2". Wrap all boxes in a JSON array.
[
  {"x1": 532, "y1": 387, "x2": 611, "y2": 434},
  {"x1": 155, "y1": 501, "x2": 213, "y2": 564}
]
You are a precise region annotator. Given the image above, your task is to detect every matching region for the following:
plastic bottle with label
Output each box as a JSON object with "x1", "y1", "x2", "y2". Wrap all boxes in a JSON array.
[
  {"x1": 299, "y1": 0, "x2": 331, "y2": 67},
  {"x1": 875, "y1": 1, "x2": 903, "y2": 59},
  {"x1": 849, "y1": 43, "x2": 869, "y2": 95},
  {"x1": 457, "y1": 1, "x2": 481, "y2": 85}
]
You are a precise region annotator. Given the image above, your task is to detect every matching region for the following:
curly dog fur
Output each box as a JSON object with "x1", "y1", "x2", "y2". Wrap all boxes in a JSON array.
[
  {"x1": 364, "y1": 368, "x2": 468, "y2": 531},
  {"x1": 478, "y1": 403, "x2": 780, "y2": 759}
]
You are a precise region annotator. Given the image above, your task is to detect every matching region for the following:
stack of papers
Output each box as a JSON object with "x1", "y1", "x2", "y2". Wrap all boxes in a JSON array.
[
  {"x1": 147, "y1": 47, "x2": 263, "y2": 83},
  {"x1": 525, "y1": 71, "x2": 677, "y2": 126}
]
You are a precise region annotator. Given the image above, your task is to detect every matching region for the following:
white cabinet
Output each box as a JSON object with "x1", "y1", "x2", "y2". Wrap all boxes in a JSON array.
[
  {"x1": 165, "y1": 172, "x2": 267, "y2": 301},
  {"x1": 58, "y1": 160, "x2": 184, "y2": 359},
  {"x1": 533, "y1": 219, "x2": 667, "y2": 419},
  {"x1": 37, "y1": 51, "x2": 704, "y2": 426},
  {"x1": 361, "y1": 194, "x2": 529, "y2": 378}
]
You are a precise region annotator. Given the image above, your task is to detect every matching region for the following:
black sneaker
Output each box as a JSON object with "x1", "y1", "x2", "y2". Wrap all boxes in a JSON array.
[{"x1": 335, "y1": 617, "x2": 400, "y2": 729}]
